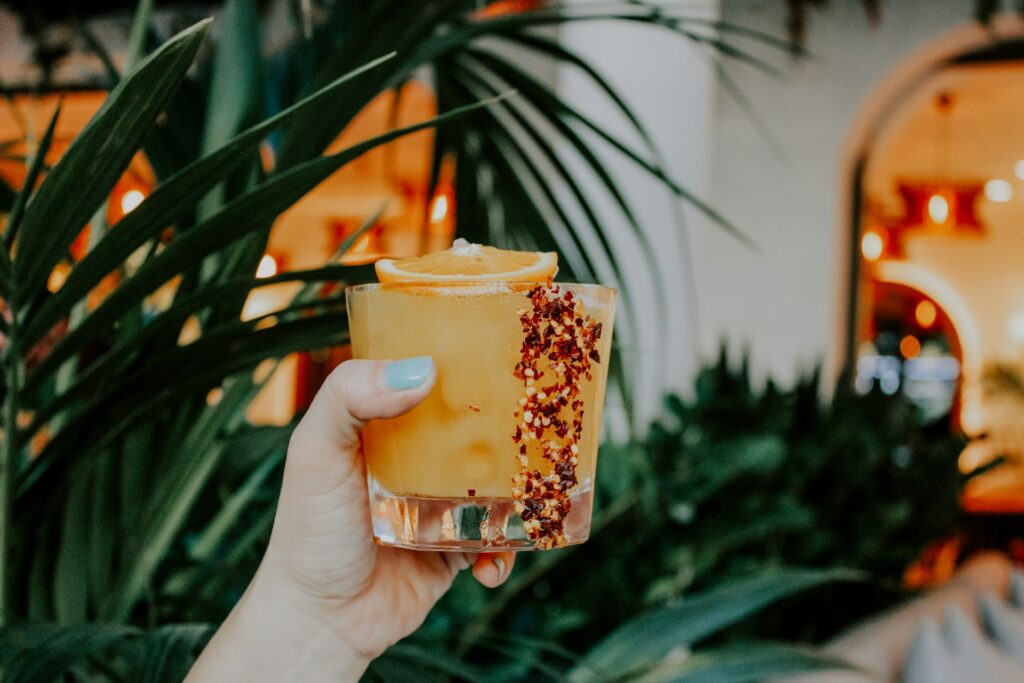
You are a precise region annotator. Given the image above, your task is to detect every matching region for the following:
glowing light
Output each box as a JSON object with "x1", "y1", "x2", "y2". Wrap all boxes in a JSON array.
[
  {"x1": 252, "y1": 358, "x2": 277, "y2": 384},
  {"x1": 1016, "y1": 160, "x2": 1024, "y2": 181},
  {"x1": 429, "y1": 194, "x2": 449, "y2": 223},
  {"x1": 927, "y1": 193, "x2": 950, "y2": 224},
  {"x1": 861, "y1": 231, "x2": 884, "y2": 261},
  {"x1": 47, "y1": 262, "x2": 71, "y2": 293},
  {"x1": 915, "y1": 300, "x2": 937, "y2": 328},
  {"x1": 242, "y1": 292, "x2": 275, "y2": 322},
  {"x1": 256, "y1": 254, "x2": 278, "y2": 279},
  {"x1": 178, "y1": 315, "x2": 202, "y2": 346},
  {"x1": 961, "y1": 400, "x2": 984, "y2": 436},
  {"x1": 985, "y1": 179, "x2": 1013, "y2": 202},
  {"x1": 900, "y1": 335, "x2": 921, "y2": 359},
  {"x1": 1009, "y1": 310, "x2": 1024, "y2": 345},
  {"x1": 120, "y1": 189, "x2": 146, "y2": 214}
]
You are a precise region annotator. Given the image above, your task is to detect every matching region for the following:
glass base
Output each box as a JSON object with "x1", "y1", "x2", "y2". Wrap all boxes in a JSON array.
[{"x1": 369, "y1": 482, "x2": 593, "y2": 552}]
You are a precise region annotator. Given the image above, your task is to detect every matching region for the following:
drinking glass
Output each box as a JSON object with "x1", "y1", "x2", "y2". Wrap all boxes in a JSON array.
[{"x1": 346, "y1": 282, "x2": 615, "y2": 551}]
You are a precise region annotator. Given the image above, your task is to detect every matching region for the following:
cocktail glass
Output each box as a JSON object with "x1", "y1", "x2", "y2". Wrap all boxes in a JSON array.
[{"x1": 346, "y1": 281, "x2": 616, "y2": 551}]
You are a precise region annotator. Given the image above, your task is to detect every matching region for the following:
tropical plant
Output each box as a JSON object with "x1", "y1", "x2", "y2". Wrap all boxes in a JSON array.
[
  {"x1": 0, "y1": 567, "x2": 860, "y2": 682},
  {"x1": 426, "y1": 351, "x2": 973, "y2": 666},
  {"x1": 0, "y1": 1, "x2": 869, "y2": 680},
  {"x1": 0, "y1": 15, "x2": 503, "y2": 631}
]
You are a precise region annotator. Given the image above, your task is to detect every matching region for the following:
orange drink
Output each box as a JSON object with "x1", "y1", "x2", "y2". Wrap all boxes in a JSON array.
[{"x1": 347, "y1": 241, "x2": 616, "y2": 551}]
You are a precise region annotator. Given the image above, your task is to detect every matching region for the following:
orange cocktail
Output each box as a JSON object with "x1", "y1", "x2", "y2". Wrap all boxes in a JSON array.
[{"x1": 347, "y1": 241, "x2": 615, "y2": 551}]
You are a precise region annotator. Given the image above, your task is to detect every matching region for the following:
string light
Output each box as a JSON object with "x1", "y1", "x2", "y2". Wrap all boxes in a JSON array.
[
  {"x1": 120, "y1": 189, "x2": 146, "y2": 214},
  {"x1": 915, "y1": 300, "x2": 937, "y2": 328},
  {"x1": 984, "y1": 179, "x2": 1013, "y2": 203},
  {"x1": 927, "y1": 193, "x2": 949, "y2": 224},
  {"x1": 429, "y1": 194, "x2": 449, "y2": 223},
  {"x1": 256, "y1": 254, "x2": 278, "y2": 279},
  {"x1": 861, "y1": 231, "x2": 884, "y2": 261},
  {"x1": 900, "y1": 335, "x2": 921, "y2": 359}
]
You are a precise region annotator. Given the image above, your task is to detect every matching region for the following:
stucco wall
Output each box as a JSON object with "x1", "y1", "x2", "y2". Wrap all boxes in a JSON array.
[{"x1": 699, "y1": 0, "x2": 974, "y2": 387}]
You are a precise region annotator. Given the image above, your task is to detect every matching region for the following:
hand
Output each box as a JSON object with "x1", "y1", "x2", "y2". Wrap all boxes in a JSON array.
[{"x1": 187, "y1": 357, "x2": 515, "y2": 682}]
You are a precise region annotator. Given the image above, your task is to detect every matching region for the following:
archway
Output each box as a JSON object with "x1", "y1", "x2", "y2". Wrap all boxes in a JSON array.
[{"x1": 838, "y1": 16, "x2": 1024, "y2": 437}]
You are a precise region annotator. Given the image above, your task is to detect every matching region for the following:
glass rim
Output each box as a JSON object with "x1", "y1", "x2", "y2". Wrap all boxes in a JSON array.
[{"x1": 346, "y1": 281, "x2": 617, "y2": 294}]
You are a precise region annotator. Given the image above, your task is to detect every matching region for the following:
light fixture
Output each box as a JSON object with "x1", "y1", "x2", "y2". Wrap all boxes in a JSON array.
[
  {"x1": 984, "y1": 179, "x2": 1013, "y2": 203},
  {"x1": 896, "y1": 182, "x2": 983, "y2": 236},
  {"x1": 47, "y1": 262, "x2": 71, "y2": 293},
  {"x1": 915, "y1": 300, "x2": 937, "y2": 328},
  {"x1": 927, "y1": 193, "x2": 949, "y2": 224},
  {"x1": 900, "y1": 334, "x2": 921, "y2": 359},
  {"x1": 1009, "y1": 310, "x2": 1024, "y2": 345},
  {"x1": 256, "y1": 254, "x2": 278, "y2": 279},
  {"x1": 890, "y1": 92, "x2": 985, "y2": 238},
  {"x1": 429, "y1": 194, "x2": 449, "y2": 223},
  {"x1": 1015, "y1": 160, "x2": 1024, "y2": 181},
  {"x1": 861, "y1": 231, "x2": 884, "y2": 261},
  {"x1": 120, "y1": 189, "x2": 146, "y2": 214}
]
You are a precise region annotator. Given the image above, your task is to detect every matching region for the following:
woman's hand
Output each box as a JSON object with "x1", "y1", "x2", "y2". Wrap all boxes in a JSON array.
[{"x1": 187, "y1": 357, "x2": 515, "y2": 682}]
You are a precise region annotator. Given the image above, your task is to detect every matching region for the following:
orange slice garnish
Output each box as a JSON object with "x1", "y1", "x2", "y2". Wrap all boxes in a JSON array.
[{"x1": 375, "y1": 239, "x2": 558, "y2": 283}]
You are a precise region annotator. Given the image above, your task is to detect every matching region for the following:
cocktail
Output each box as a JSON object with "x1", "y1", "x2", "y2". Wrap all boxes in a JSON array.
[{"x1": 347, "y1": 240, "x2": 615, "y2": 550}]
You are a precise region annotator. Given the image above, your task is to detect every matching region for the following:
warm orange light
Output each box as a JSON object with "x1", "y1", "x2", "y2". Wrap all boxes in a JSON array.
[
  {"x1": 985, "y1": 179, "x2": 1013, "y2": 203},
  {"x1": 256, "y1": 254, "x2": 278, "y2": 279},
  {"x1": 47, "y1": 262, "x2": 71, "y2": 293},
  {"x1": 349, "y1": 233, "x2": 373, "y2": 255},
  {"x1": 861, "y1": 231, "x2": 884, "y2": 261},
  {"x1": 900, "y1": 334, "x2": 921, "y2": 359},
  {"x1": 120, "y1": 189, "x2": 146, "y2": 214},
  {"x1": 429, "y1": 194, "x2": 450, "y2": 223},
  {"x1": 915, "y1": 300, "x2": 937, "y2": 328},
  {"x1": 474, "y1": 0, "x2": 543, "y2": 17},
  {"x1": 927, "y1": 193, "x2": 950, "y2": 225}
]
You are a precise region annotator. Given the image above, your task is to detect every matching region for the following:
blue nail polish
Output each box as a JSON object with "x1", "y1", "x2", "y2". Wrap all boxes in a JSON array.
[{"x1": 384, "y1": 356, "x2": 434, "y2": 390}]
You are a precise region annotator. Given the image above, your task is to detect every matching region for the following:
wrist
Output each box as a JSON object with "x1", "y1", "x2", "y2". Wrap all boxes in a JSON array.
[
  {"x1": 187, "y1": 557, "x2": 370, "y2": 682},
  {"x1": 248, "y1": 558, "x2": 372, "y2": 676}
]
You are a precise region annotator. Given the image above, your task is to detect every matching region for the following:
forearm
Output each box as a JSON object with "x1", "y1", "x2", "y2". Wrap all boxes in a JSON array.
[{"x1": 186, "y1": 563, "x2": 369, "y2": 683}]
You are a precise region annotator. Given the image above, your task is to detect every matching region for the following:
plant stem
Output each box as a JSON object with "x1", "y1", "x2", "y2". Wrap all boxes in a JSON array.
[{"x1": 0, "y1": 316, "x2": 19, "y2": 626}]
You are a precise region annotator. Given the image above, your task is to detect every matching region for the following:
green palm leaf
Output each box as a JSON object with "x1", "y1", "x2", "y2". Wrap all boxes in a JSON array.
[
  {"x1": 22, "y1": 94, "x2": 506, "y2": 392},
  {"x1": 19, "y1": 53, "x2": 395, "y2": 350},
  {"x1": 12, "y1": 19, "x2": 212, "y2": 304},
  {"x1": 631, "y1": 641, "x2": 861, "y2": 683},
  {"x1": 570, "y1": 568, "x2": 864, "y2": 682}
]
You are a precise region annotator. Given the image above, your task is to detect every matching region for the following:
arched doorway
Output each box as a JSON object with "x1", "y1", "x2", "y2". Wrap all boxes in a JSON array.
[
  {"x1": 839, "y1": 18, "x2": 1024, "y2": 444},
  {"x1": 854, "y1": 276, "x2": 964, "y2": 426}
]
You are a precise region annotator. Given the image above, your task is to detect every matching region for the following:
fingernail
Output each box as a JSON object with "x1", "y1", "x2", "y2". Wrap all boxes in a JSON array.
[
  {"x1": 384, "y1": 356, "x2": 434, "y2": 390},
  {"x1": 494, "y1": 557, "x2": 506, "y2": 582}
]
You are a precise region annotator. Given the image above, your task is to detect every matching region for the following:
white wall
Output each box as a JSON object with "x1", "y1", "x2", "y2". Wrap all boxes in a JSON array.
[
  {"x1": 699, "y1": 0, "x2": 972, "y2": 387},
  {"x1": 557, "y1": 0, "x2": 721, "y2": 424}
]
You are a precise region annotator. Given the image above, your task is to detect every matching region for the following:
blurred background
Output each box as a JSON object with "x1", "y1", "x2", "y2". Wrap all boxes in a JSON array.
[{"x1": 5, "y1": 0, "x2": 1024, "y2": 680}]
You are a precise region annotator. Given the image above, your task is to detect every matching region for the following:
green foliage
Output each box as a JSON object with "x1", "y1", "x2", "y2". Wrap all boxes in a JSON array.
[
  {"x1": 427, "y1": 350, "x2": 969, "y2": 672},
  {"x1": 0, "y1": 570, "x2": 860, "y2": 682},
  {"x1": 568, "y1": 568, "x2": 865, "y2": 682},
  {"x1": 0, "y1": 2, "x2": 882, "y2": 681},
  {"x1": 654, "y1": 351, "x2": 968, "y2": 586}
]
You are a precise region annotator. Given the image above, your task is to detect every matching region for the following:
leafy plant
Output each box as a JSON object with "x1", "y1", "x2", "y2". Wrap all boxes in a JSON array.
[
  {"x1": 0, "y1": 0, "x2": 512, "y2": 636},
  {"x1": 1, "y1": 568, "x2": 860, "y2": 682},
  {"x1": 0, "y1": 1, "x2": 873, "y2": 680},
  {"x1": 0, "y1": 0, "x2": 759, "y2": 628},
  {"x1": 426, "y1": 350, "x2": 971, "y2": 669}
]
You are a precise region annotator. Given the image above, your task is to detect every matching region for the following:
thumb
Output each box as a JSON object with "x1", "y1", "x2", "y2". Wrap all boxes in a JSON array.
[
  {"x1": 268, "y1": 357, "x2": 436, "y2": 598},
  {"x1": 290, "y1": 356, "x2": 436, "y2": 457}
]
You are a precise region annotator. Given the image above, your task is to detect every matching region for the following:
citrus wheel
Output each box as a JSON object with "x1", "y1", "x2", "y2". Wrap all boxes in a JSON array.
[{"x1": 375, "y1": 238, "x2": 558, "y2": 283}]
